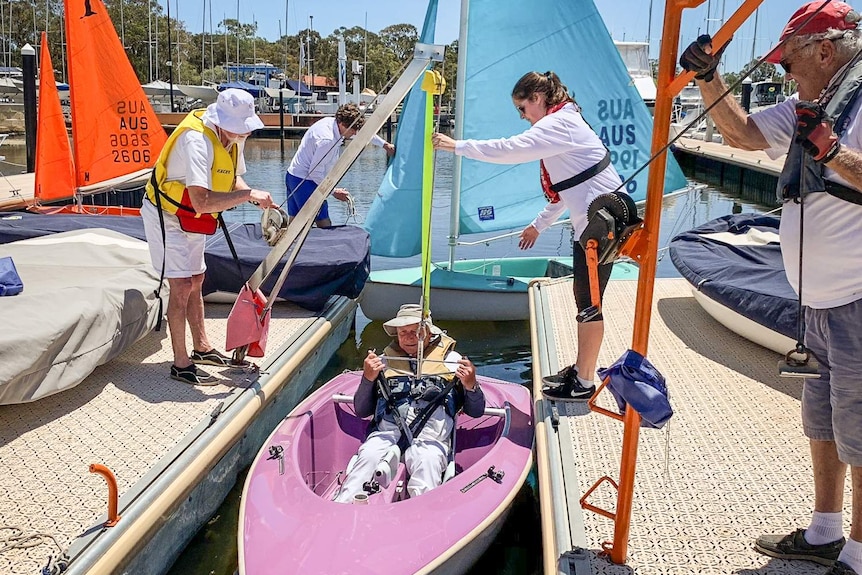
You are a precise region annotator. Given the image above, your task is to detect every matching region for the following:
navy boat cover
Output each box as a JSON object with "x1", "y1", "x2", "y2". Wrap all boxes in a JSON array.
[
  {"x1": 0, "y1": 212, "x2": 370, "y2": 312},
  {"x1": 669, "y1": 213, "x2": 797, "y2": 339}
]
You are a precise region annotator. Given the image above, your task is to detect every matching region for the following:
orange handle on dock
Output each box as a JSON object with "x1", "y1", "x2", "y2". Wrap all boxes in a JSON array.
[{"x1": 89, "y1": 463, "x2": 122, "y2": 527}]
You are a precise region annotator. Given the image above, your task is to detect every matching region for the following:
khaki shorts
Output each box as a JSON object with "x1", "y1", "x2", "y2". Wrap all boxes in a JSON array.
[
  {"x1": 802, "y1": 297, "x2": 862, "y2": 466},
  {"x1": 141, "y1": 199, "x2": 207, "y2": 278}
]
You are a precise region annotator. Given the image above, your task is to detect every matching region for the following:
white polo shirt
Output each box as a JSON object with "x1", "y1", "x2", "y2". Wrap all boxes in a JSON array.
[{"x1": 288, "y1": 116, "x2": 386, "y2": 184}]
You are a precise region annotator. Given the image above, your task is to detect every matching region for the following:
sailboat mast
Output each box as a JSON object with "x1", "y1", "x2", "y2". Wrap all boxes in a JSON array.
[
  {"x1": 201, "y1": 0, "x2": 206, "y2": 73},
  {"x1": 448, "y1": 0, "x2": 470, "y2": 268},
  {"x1": 167, "y1": 0, "x2": 174, "y2": 110},
  {"x1": 209, "y1": 0, "x2": 214, "y2": 79},
  {"x1": 750, "y1": 7, "x2": 758, "y2": 63},
  {"x1": 647, "y1": 0, "x2": 653, "y2": 45}
]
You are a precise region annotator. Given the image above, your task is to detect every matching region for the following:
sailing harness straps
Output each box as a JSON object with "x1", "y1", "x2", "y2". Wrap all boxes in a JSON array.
[
  {"x1": 540, "y1": 102, "x2": 612, "y2": 203},
  {"x1": 148, "y1": 169, "x2": 244, "y2": 332},
  {"x1": 375, "y1": 373, "x2": 462, "y2": 452}
]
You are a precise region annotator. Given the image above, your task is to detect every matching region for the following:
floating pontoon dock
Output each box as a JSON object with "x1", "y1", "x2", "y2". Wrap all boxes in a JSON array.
[
  {"x1": 0, "y1": 297, "x2": 355, "y2": 575},
  {"x1": 531, "y1": 277, "x2": 843, "y2": 574}
]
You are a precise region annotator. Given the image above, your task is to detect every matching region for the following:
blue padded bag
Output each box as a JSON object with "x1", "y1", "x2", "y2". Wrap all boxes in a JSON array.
[
  {"x1": 597, "y1": 349, "x2": 672, "y2": 429},
  {"x1": 0, "y1": 256, "x2": 23, "y2": 296}
]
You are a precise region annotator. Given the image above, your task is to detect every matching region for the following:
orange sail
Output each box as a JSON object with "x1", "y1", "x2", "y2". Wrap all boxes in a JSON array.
[
  {"x1": 64, "y1": 0, "x2": 166, "y2": 189},
  {"x1": 34, "y1": 31, "x2": 76, "y2": 202}
]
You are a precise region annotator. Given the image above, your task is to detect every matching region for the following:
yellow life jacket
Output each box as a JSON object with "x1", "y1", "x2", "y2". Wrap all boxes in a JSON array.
[{"x1": 145, "y1": 109, "x2": 238, "y2": 234}]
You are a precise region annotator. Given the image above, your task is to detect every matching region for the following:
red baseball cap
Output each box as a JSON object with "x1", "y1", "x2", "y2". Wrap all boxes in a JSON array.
[{"x1": 765, "y1": 1, "x2": 860, "y2": 63}]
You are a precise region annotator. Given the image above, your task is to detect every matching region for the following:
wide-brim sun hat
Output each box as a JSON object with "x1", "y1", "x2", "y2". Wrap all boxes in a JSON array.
[
  {"x1": 383, "y1": 304, "x2": 442, "y2": 336},
  {"x1": 765, "y1": 1, "x2": 861, "y2": 64},
  {"x1": 202, "y1": 88, "x2": 264, "y2": 134}
]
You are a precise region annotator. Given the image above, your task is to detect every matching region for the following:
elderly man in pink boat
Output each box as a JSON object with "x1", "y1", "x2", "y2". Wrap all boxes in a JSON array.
[{"x1": 334, "y1": 304, "x2": 485, "y2": 502}]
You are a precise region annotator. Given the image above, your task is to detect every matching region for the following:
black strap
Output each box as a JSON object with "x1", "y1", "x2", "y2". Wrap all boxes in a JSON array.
[
  {"x1": 550, "y1": 150, "x2": 612, "y2": 193},
  {"x1": 398, "y1": 377, "x2": 461, "y2": 451},
  {"x1": 150, "y1": 169, "x2": 166, "y2": 332},
  {"x1": 217, "y1": 214, "x2": 244, "y2": 278},
  {"x1": 824, "y1": 180, "x2": 862, "y2": 206}
]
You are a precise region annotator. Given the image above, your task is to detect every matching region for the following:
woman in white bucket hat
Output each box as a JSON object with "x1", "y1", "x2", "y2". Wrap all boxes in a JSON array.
[{"x1": 142, "y1": 88, "x2": 275, "y2": 385}]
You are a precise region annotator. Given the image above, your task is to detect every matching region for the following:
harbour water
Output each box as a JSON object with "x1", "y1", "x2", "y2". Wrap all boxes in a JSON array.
[{"x1": 0, "y1": 137, "x2": 775, "y2": 573}]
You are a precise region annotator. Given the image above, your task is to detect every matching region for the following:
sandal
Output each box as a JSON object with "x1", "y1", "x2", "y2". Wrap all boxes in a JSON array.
[
  {"x1": 191, "y1": 348, "x2": 248, "y2": 367},
  {"x1": 170, "y1": 364, "x2": 219, "y2": 386}
]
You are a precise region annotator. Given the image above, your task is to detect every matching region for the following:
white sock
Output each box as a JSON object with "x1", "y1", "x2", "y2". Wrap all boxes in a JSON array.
[
  {"x1": 576, "y1": 375, "x2": 594, "y2": 388},
  {"x1": 838, "y1": 537, "x2": 862, "y2": 573},
  {"x1": 804, "y1": 511, "x2": 844, "y2": 545}
]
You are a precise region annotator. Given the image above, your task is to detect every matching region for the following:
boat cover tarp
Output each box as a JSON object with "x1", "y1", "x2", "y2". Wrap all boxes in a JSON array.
[
  {"x1": 669, "y1": 213, "x2": 797, "y2": 339},
  {"x1": 0, "y1": 229, "x2": 162, "y2": 404},
  {"x1": 0, "y1": 213, "x2": 370, "y2": 311}
]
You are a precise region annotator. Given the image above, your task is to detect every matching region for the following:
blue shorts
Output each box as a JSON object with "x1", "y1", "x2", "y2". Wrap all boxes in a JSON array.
[
  {"x1": 802, "y1": 297, "x2": 862, "y2": 466},
  {"x1": 286, "y1": 172, "x2": 329, "y2": 221}
]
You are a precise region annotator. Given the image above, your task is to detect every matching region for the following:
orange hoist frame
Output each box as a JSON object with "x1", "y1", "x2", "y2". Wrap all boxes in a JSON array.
[{"x1": 577, "y1": 0, "x2": 765, "y2": 564}]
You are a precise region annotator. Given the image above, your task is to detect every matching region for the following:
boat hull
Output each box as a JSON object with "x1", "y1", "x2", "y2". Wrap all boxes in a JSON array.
[
  {"x1": 670, "y1": 213, "x2": 797, "y2": 354},
  {"x1": 360, "y1": 257, "x2": 638, "y2": 321},
  {"x1": 239, "y1": 371, "x2": 534, "y2": 575},
  {"x1": 690, "y1": 287, "x2": 796, "y2": 356}
]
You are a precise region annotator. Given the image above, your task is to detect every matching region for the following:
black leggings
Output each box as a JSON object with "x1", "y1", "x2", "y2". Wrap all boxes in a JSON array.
[{"x1": 572, "y1": 242, "x2": 614, "y2": 322}]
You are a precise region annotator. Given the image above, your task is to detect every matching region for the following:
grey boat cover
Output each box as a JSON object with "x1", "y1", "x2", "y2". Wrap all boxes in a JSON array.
[{"x1": 0, "y1": 229, "x2": 162, "y2": 404}]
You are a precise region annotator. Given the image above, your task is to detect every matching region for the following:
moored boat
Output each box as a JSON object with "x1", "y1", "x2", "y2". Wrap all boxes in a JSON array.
[
  {"x1": 0, "y1": 212, "x2": 371, "y2": 311},
  {"x1": 361, "y1": 256, "x2": 638, "y2": 321},
  {"x1": 669, "y1": 213, "x2": 797, "y2": 355},
  {"x1": 238, "y1": 370, "x2": 533, "y2": 575},
  {"x1": 360, "y1": 0, "x2": 688, "y2": 322},
  {"x1": 0, "y1": 228, "x2": 162, "y2": 404}
]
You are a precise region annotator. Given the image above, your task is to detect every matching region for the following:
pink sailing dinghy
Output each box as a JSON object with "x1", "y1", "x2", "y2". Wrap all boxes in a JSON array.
[{"x1": 238, "y1": 371, "x2": 534, "y2": 575}]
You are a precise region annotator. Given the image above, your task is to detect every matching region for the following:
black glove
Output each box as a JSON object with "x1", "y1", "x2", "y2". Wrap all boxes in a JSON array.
[
  {"x1": 795, "y1": 101, "x2": 841, "y2": 163},
  {"x1": 679, "y1": 34, "x2": 728, "y2": 82}
]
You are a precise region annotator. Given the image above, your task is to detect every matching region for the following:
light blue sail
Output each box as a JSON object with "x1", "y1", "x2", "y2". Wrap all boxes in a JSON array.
[
  {"x1": 363, "y1": 0, "x2": 438, "y2": 257},
  {"x1": 456, "y1": 0, "x2": 688, "y2": 235}
]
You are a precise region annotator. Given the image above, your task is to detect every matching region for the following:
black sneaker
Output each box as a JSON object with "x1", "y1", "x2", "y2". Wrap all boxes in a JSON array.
[
  {"x1": 542, "y1": 381, "x2": 595, "y2": 402},
  {"x1": 191, "y1": 348, "x2": 249, "y2": 367},
  {"x1": 827, "y1": 562, "x2": 859, "y2": 575},
  {"x1": 754, "y1": 528, "x2": 844, "y2": 566},
  {"x1": 170, "y1": 364, "x2": 219, "y2": 386},
  {"x1": 542, "y1": 364, "x2": 579, "y2": 387}
]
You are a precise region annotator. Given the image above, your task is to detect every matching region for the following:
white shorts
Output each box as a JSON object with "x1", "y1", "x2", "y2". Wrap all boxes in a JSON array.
[{"x1": 141, "y1": 199, "x2": 207, "y2": 278}]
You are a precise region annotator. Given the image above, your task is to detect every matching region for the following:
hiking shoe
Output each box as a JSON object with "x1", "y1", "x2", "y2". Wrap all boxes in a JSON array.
[
  {"x1": 170, "y1": 364, "x2": 219, "y2": 386},
  {"x1": 542, "y1": 364, "x2": 579, "y2": 387},
  {"x1": 191, "y1": 348, "x2": 248, "y2": 367},
  {"x1": 827, "y1": 562, "x2": 858, "y2": 574},
  {"x1": 754, "y1": 528, "x2": 844, "y2": 566}
]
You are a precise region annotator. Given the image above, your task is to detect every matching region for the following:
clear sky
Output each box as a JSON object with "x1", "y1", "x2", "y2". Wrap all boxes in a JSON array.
[{"x1": 180, "y1": 1, "x2": 799, "y2": 73}]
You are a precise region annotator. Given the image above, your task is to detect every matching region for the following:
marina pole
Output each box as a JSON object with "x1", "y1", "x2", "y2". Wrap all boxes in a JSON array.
[{"x1": 21, "y1": 43, "x2": 36, "y2": 173}]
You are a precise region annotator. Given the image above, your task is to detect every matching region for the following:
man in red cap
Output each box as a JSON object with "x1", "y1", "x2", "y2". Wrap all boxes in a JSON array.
[{"x1": 680, "y1": 2, "x2": 862, "y2": 574}]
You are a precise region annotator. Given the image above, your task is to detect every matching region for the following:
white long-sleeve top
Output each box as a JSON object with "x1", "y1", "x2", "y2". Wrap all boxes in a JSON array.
[
  {"x1": 454, "y1": 103, "x2": 623, "y2": 237},
  {"x1": 287, "y1": 116, "x2": 386, "y2": 184}
]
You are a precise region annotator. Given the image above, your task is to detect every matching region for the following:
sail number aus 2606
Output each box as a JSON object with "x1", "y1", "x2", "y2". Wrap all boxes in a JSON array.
[{"x1": 110, "y1": 133, "x2": 151, "y2": 164}]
